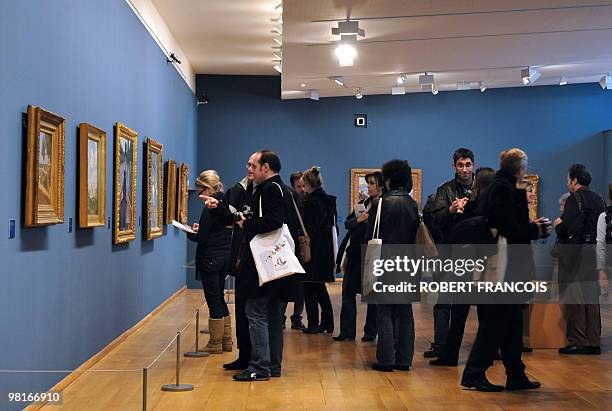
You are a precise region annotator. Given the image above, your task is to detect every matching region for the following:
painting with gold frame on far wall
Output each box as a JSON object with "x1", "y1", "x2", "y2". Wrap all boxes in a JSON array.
[
  {"x1": 165, "y1": 159, "x2": 177, "y2": 225},
  {"x1": 350, "y1": 168, "x2": 423, "y2": 211},
  {"x1": 113, "y1": 123, "x2": 137, "y2": 244},
  {"x1": 25, "y1": 105, "x2": 65, "y2": 227},
  {"x1": 79, "y1": 123, "x2": 106, "y2": 228},
  {"x1": 522, "y1": 174, "x2": 539, "y2": 221},
  {"x1": 146, "y1": 138, "x2": 163, "y2": 240},
  {"x1": 177, "y1": 163, "x2": 189, "y2": 224}
]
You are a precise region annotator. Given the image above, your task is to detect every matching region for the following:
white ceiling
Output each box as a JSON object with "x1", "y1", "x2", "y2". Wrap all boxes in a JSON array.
[{"x1": 152, "y1": 0, "x2": 612, "y2": 99}]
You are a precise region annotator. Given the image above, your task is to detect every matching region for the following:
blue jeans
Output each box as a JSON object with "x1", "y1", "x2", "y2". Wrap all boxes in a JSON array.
[
  {"x1": 376, "y1": 304, "x2": 415, "y2": 367},
  {"x1": 245, "y1": 294, "x2": 284, "y2": 375}
]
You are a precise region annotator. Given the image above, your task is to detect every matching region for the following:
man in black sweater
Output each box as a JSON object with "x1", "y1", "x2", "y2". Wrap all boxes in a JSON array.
[{"x1": 425, "y1": 147, "x2": 475, "y2": 358}]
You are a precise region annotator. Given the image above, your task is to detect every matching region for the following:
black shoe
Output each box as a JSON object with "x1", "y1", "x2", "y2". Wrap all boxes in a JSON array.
[
  {"x1": 271, "y1": 371, "x2": 281, "y2": 378},
  {"x1": 429, "y1": 357, "x2": 458, "y2": 367},
  {"x1": 423, "y1": 347, "x2": 440, "y2": 358},
  {"x1": 333, "y1": 335, "x2": 355, "y2": 341},
  {"x1": 587, "y1": 346, "x2": 602, "y2": 355},
  {"x1": 393, "y1": 365, "x2": 410, "y2": 371},
  {"x1": 559, "y1": 345, "x2": 592, "y2": 355},
  {"x1": 522, "y1": 346, "x2": 533, "y2": 353},
  {"x1": 233, "y1": 370, "x2": 270, "y2": 382},
  {"x1": 291, "y1": 321, "x2": 306, "y2": 330},
  {"x1": 318, "y1": 324, "x2": 334, "y2": 334},
  {"x1": 282, "y1": 316, "x2": 287, "y2": 329},
  {"x1": 223, "y1": 359, "x2": 249, "y2": 370},
  {"x1": 302, "y1": 327, "x2": 320, "y2": 334},
  {"x1": 361, "y1": 334, "x2": 376, "y2": 342},
  {"x1": 372, "y1": 363, "x2": 394, "y2": 372},
  {"x1": 505, "y1": 379, "x2": 541, "y2": 391},
  {"x1": 461, "y1": 377, "x2": 504, "y2": 392}
]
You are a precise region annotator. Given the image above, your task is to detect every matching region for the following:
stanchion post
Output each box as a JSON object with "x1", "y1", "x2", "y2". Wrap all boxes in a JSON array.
[
  {"x1": 161, "y1": 332, "x2": 194, "y2": 392},
  {"x1": 142, "y1": 368, "x2": 148, "y2": 411},
  {"x1": 185, "y1": 309, "x2": 209, "y2": 357}
]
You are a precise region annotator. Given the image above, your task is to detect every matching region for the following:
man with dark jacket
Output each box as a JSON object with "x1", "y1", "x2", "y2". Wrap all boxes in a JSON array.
[
  {"x1": 366, "y1": 159, "x2": 420, "y2": 372},
  {"x1": 461, "y1": 148, "x2": 551, "y2": 392},
  {"x1": 233, "y1": 150, "x2": 301, "y2": 381},
  {"x1": 425, "y1": 148, "x2": 475, "y2": 358},
  {"x1": 555, "y1": 164, "x2": 606, "y2": 355}
]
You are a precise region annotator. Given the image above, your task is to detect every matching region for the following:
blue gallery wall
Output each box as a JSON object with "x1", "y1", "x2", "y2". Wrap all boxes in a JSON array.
[
  {"x1": 196, "y1": 75, "x2": 611, "y2": 239},
  {"x1": 1, "y1": 0, "x2": 197, "y2": 398}
]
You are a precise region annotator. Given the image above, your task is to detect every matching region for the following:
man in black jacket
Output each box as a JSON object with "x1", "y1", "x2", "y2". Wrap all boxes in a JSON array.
[
  {"x1": 425, "y1": 148, "x2": 475, "y2": 358},
  {"x1": 233, "y1": 150, "x2": 300, "y2": 381},
  {"x1": 461, "y1": 148, "x2": 551, "y2": 392},
  {"x1": 555, "y1": 164, "x2": 606, "y2": 355}
]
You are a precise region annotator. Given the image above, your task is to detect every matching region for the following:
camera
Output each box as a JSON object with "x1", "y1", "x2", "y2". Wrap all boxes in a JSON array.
[{"x1": 233, "y1": 205, "x2": 253, "y2": 222}]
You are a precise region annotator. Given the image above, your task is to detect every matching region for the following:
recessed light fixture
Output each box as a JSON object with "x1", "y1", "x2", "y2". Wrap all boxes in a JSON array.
[
  {"x1": 391, "y1": 86, "x2": 406, "y2": 95},
  {"x1": 273, "y1": 64, "x2": 282, "y2": 74},
  {"x1": 397, "y1": 74, "x2": 406, "y2": 84},
  {"x1": 559, "y1": 75, "x2": 568, "y2": 86},
  {"x1": 334, "y1": 43, "x2": 357, "y2": 67},
  {"x1": 300, "y1": 83, "x2": 306, "y2": 87},
  {"x1": 480, "y1": 83, "x2": 487, "y2": 92},
  {"x1": 431, "y1": 86, "x2": 439, "y2": 95},
  {"x1": 355, "y1": 88, "x2": 363, "y2": 99},
  {"x1": 332, "y1": 76, "x2": 345, "y2": 87},
  {"x1": 521, "y1": 67, "x2": 540, "y2": 85}
]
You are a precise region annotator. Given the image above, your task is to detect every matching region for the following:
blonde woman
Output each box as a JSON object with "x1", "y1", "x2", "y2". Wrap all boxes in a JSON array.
[{"x1": 188, "y1": 170, "x2": 233, "y2": 354}]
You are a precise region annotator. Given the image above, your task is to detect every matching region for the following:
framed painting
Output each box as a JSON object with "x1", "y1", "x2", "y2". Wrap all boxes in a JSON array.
[
  {"x1": 113, "y1": 123, "x2": 138, "y2": 244},
  {"x1": 79, "y1": 123, "x2": 106, "y2": 228},
  {"x1": 25, "y1": 105, "x2": 65, "y2": 227},
  {"x1": 177, "y1": 163, "x2": 189, "y2": 224},
  {"x1": 146, "y1": 138, "x2": 163, "y2": 240},
  {"x1": 523, "y1": 174, "x2": 539, "y2": 221},
  {"x1": 350, "y1": 168, "x2": 423, "y2": 211},
  {"x1": 165, "y1": 159, "x2": 177, "y2": 224}
]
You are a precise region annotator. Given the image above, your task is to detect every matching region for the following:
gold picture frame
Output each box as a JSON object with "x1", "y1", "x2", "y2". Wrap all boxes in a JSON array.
[
  {"x1": 524, "y1": 174, "x2": 539, "y2": 221},
  {"x1": 25, "y1": 105, "x2": 65, "y2": 227},
  {"x1": 177, "y1": 163, "x2": 189, "y2": 224},
  {"x1": 146, "y1": 138, "x2": 163, "y2": 240},
  {"x1": 113, "y1": 123, "x2": 138, "y2": 244},
  {"x1": 165, "y1": 159, "x2": 177, "y2": 225},
  {"x1": 79, "y1": 123, "x2": 106, "y2": 228},
  {"x1": 350, "y1": 168, "x2": 423, "y2": 211}
]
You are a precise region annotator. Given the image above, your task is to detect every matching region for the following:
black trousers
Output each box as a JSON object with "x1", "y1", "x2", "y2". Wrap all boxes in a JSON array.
[
  {"x1": 281, "y1": 282, "x2": 305, "y2": 324},
  {"x1": 462, "y1": 304, "x2": 526, "y2": 382},
  {"x1": 432, "y1": 303, "x2": 451, "y2": 348},
  {"x1": 235, "y1": 276, "x2": 251, "y2": 362},
  {"x1": 198, "y1": 256, "x2": 230, "y2": 319},
  {"x1": 339, "y1": 278, "x2": 377, "y2": 338},
  {"x1": 438, "y1": 304, "x2": 471, "y2": 362},
  {"x1": 303, "y1": 282, "x2": 333, "y2": 329}
]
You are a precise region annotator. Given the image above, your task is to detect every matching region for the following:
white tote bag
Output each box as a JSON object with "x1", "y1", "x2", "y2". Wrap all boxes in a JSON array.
[
  {"x1": 250, "y1": 182, "x2": 305, "y2": 286},
  {"x1": 362, "y1": 198, "x2": 383, "y2": 297}
]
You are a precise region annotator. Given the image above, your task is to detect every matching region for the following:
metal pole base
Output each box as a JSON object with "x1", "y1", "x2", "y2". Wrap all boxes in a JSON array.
[
  {"x1": 161, "y1": 383, "x2": 194, "y2": 392},
  {"x1": 184, "y1": 350, "x2": 210, "y2": 357}
]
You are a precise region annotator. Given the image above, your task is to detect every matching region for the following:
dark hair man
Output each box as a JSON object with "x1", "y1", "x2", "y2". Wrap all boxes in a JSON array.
[{"x1": 424, "y1": 148, "x2": 475, "y2": 359}]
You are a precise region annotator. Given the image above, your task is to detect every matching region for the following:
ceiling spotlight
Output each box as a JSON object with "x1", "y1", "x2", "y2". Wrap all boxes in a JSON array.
[
  {"x1": 600, "y1": 75, "x2": 612, "y2": 89},
  {"x1": 480, "y1": 83, "x2": 487, "y2": 92},
  {"x1": 396, "y1": 74, "x2": 406, "y2": 84},
  {"x1": 309, "y1": 90, "x2": 320, "y2": 100},
  {"x1": 334, "y1": 43, "x2": 356, "y2": 67},
  {"x1": 355, "y1": 88, "x2": 363, "y2": 99},
  {"x1": 391, "y1": 86, "x2": 406, "y2": 95},
  {"x1": 300, "y1": 83, "x2": 306, "y2": 87},
  {"x1": 331, "y1": 20, "x2": 365, "y2": 38},
  {"x1": 521, "y1": 67, "x2": 540, "y2": 85},
  {"x1": 273, "y1": 64, "x2": 282, "y2": 74},
  {"x1": 559, "y1": 76, "x2": 568, "y2": 86},
  {"x1": 431, "y1": 86, "x2": 439, "y2": 95},
  {"x1": 332, "y1": 76, "x2": 345, "y2": 87}
]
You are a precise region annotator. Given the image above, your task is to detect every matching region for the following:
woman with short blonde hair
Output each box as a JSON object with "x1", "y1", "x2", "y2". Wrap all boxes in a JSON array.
[{"x1": 195, "y1": 170, "x2": 223, "y2": 194}]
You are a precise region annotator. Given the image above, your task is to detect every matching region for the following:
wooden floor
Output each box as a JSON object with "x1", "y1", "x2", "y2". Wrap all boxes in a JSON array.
[{"x1": 41, "y1": 285, "x2": 612, "y2": 410}]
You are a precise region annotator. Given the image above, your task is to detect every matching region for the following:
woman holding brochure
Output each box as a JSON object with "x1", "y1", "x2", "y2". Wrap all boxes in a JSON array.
[{"x1": 187, "y1": 170, "x2": 233, "y2": 354}]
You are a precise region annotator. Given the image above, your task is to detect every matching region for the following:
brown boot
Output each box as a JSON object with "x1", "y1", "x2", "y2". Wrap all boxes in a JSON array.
[
  {"x1": 222, "y1": 316, "x2": 233, "y2": 352},
  {"x1": 205, "y1": 318, "x2": 224, "y2": 354}
]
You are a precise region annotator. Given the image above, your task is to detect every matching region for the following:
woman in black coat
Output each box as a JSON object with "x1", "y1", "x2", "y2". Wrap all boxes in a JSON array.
[
  {"x1": 301, "y1": 166, "x2": 338, "y2": 334},
  {"x1": 188, "y1": 170, "x2": 233, "y2": 354}
]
